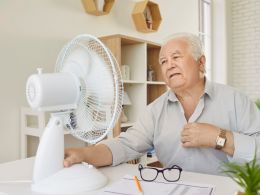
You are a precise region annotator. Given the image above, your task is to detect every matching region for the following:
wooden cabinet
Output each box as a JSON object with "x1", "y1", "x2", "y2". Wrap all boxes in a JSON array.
[{"x1": 100, "y1": 34, "x2": 167, "y2": 135}]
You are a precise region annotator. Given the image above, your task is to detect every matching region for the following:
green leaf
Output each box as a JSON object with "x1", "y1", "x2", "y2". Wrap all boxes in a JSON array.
[
  {"x1": 221, "y1": 154, "x2": 260, "y2": 193},
  {"x1": 255, "y1": 99, "x2": 260, "y2": 109}
]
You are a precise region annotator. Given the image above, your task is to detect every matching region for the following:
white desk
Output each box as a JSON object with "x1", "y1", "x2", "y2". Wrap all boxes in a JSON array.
[{"x1": 0, "y1": 158, "x2": 239, "y2": 195}]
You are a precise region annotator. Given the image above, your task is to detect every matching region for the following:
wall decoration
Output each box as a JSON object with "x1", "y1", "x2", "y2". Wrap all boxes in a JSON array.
[
  {"x1": 81, "y1": 0, "x2": 115, "y2": 16},
  {"x1": 132, "y1": 0, "x2": 162, "y2": 33}
]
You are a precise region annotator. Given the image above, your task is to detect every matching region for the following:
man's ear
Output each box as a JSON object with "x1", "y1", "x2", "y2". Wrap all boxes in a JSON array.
[{"x1": 198, "y1": 55, "x2": 206, "y2": 73}]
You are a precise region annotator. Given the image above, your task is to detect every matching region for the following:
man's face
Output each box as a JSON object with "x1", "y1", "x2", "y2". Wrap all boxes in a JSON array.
[{"x1": 159, "y1": 39, "x2": 204, "y2": 91}]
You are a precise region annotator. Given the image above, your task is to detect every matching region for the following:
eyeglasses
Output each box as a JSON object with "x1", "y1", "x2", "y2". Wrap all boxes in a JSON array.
[{"x1": 138, "y1": 164, "x2": 182, "y2": 182}]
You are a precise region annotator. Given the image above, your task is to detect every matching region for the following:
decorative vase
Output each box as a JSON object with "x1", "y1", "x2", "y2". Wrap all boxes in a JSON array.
[
  {"x1": 144, "y1": 6, "x2": 153, "y2": 29},
  {"x1": 147, "y1": 65, "x2": 155, "y2": 81},
  {"x1": 121, "y1": 65, "x2": 130, "y2": 80},
  {"x1": 95, "y1": 0, "x2": 105, "y2": 11}
]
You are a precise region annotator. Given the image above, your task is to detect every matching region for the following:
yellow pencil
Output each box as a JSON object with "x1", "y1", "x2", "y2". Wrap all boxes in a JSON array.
[{"x1": 134, "y1": 175, "x2": 143, "y2": 194}]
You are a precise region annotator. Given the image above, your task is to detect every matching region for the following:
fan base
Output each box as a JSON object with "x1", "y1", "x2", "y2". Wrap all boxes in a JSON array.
[{"x1": 31, "y1": 163, "x2": 107, "y2": 194}]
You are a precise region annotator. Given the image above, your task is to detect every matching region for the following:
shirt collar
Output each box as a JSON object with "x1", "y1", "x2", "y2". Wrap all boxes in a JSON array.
[
  {"x1": 167, "y1": 77, "x2": 214, "y2": 102},
  {"x1": 204, "y1": 77, "x2": 214, "y2": 99}
]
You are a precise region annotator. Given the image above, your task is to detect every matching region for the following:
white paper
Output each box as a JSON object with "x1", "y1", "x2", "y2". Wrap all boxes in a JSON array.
[{"x1": 100, "y1": 175, "x2": 215, "y2": 195}]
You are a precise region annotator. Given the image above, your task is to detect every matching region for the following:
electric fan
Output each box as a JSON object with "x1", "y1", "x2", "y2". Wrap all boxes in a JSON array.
[{"x1": 26, "y1": 34, "x2": 123, "y2": 194}]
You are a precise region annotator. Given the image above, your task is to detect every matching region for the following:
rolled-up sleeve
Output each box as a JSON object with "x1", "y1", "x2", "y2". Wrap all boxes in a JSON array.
[
  {"x1": 229, "y1": 132, "x2": 256, "y2": 163},
  {"x1": 101, "y1": 138, "x2": 129, "y2": 166},
  {"x1": 228, "y1": 91, "x2": 260, "y2": 163},
  {"x1": 101, "y1": 105, "x2": 155, "y2": 166}
]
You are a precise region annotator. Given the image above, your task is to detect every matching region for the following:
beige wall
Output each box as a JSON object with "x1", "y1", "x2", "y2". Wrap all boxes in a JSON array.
[{"x1": 0, "y1": 0, "x2": 199, "y2": 163}]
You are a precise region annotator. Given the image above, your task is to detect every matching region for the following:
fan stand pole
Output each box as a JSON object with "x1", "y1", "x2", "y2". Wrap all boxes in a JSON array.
[{"x1": 32, "y1": 115, "x2": 64, "y2": 184}]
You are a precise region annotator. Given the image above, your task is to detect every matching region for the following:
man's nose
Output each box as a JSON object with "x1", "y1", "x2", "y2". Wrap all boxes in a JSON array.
[{"x1": 166, "y1": 57, "x2": 176, "y2": 69}]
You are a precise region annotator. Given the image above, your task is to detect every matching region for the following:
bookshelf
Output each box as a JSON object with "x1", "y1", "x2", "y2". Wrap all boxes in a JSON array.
[{"x1": 99, "y1": 34, "x2": 167, "y2": 135}]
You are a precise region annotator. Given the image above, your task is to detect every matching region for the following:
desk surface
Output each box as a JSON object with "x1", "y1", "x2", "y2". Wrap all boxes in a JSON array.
[{"x1": 0, "y1": 158, "x2": 239, "y2": 195}]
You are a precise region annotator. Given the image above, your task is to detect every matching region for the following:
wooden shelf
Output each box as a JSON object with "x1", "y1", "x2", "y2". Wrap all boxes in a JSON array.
[
  {"x1": 132, "y1": 0, "x2": 162, "y2": 33},
  {"x1": 147, "y1": 81, "x2": 165, "y2": 85},
  {"x1": 81, "y1": 0, "x2": 115, "y2": 16},
  {"x1": 123, "y1": 80, "x2": 145, "y2": 84},
  {"x1": 100, "y1": 34, "x2": 167, "y2": 135}
]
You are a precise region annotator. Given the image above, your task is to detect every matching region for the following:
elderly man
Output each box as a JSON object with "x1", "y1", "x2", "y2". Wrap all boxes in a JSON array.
[{"x1": 64, "y1": 33, "x2": 260, "y2": 175}]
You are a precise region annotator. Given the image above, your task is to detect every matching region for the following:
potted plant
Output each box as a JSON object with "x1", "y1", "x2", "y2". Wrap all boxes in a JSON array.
[
  {"x1": 222, "y1": 155, "x2": 260, "y2": 195},
  {"x1": 256, "y1": 99, "x2": 260, "y2": 109}
]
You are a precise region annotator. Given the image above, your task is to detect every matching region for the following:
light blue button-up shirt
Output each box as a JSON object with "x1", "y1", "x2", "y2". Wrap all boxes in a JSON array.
[{"x1": 102, "y1": 79, "x2": 260, "y2": 175}]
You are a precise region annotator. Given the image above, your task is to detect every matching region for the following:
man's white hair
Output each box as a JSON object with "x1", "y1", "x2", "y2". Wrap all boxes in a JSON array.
[{"x1": 162, "y1": 33, "x2": 204, "y2": 60}]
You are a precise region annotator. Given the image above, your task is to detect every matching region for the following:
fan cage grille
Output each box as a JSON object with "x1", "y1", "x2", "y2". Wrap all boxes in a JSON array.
[{"x1": 56, "y1": 34, "x2": 123, "y2": 144}]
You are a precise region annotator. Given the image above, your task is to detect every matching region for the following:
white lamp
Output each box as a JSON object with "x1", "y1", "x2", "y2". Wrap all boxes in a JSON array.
[{"x1": 121, "y1": 91, "x2": 132, "y2": 123}]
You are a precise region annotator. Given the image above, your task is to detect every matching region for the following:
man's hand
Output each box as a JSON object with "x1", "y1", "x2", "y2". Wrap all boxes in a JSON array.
[
  {"x1": 64, "y1": 148, "x2": 85, "y2": 167},
  {"x1": 181, "y1": 122, "x2": 219, "y2": 148}
]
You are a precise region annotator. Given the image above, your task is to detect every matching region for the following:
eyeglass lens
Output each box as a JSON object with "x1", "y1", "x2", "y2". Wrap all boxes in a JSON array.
[
  {"x1": 140, "y1": 167, "x2": 158, "y2": 181},
  {"x1": 163, "y1": 168, "x2": 181, "y2": 181}
]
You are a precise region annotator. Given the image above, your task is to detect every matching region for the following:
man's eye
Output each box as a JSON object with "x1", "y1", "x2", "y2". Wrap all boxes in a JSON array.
[
  {"x1": 160, "y1": 60, "x2": 166, "y2": 65},
  {"x1": 173, "y1": 56, "x2": 180, "y2": 59}
]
